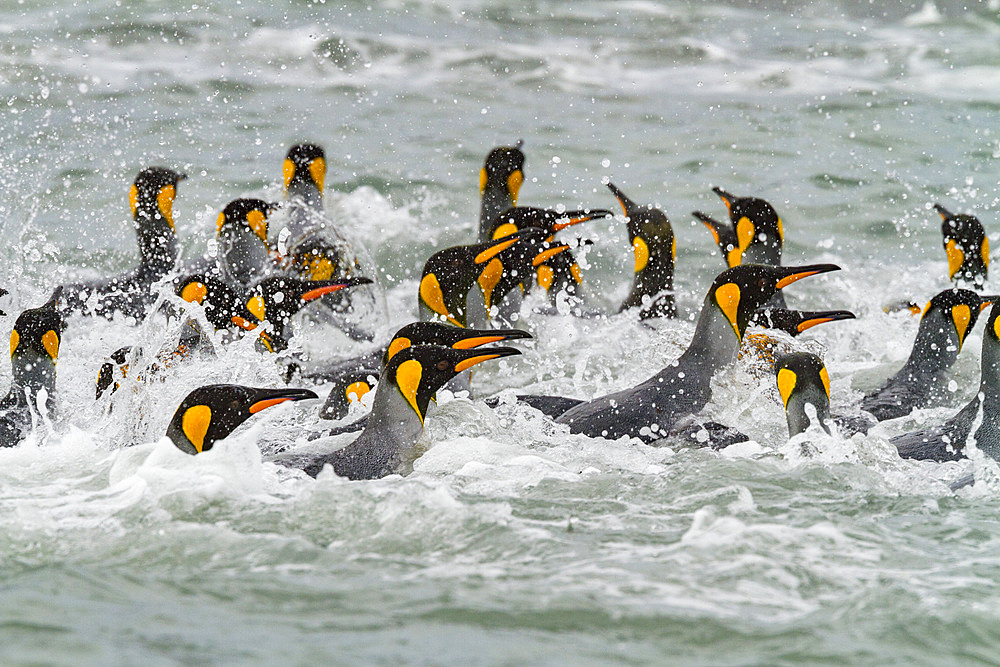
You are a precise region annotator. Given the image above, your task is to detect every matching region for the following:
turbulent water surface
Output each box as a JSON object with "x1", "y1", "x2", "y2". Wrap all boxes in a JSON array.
[{"x1": 4, "y1": 0, "x2": 1000, "y2": 663}]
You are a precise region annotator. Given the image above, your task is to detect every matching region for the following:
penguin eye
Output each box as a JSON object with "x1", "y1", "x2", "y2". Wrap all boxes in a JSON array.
[{"x1": 436, "y1": 360, "x2": 450, "y2": 371}]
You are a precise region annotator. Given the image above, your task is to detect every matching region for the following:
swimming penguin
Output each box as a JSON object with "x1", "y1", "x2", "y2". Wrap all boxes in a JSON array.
[
  {"x1": 775, "y1": 352, "x2": 832, "y2": 437},
  {"x1": 173, "y1": 273, "x2": 284, "y2": 354},
  {"x1": 0, "y1": 298, "x2": 65, "y2": 446},
  {"x1": 606, "y1": 182, "x2": 676, "y2": 319},
  {"x1": 59, "y1": 167, "x2": 186, "y2": 319},
  {"x1": 861, "y1": 289, "x2": 993, "y2": 421},
  {"x1": 216, "y1": 198, "x2": 280, "y2": 288},
  {"x1": 240, "y1": 275, "x2": 374, "y2": 346},
  {"x1": 315, "y1": 321, "x2": 532, "y2": 421},
  {"x1": 693, "y1": 187, "x2": 784, "y2": 268},
  {"x1": 892, "y1": 303, "x2": 1000, "y2": 462},
  {"x1": 278, "y1": 143, "x2": 386, "y2": 342},
  {"x1": 936, "y1": 203, "x2": 989, "y2": 289},
  {"x1": 479, "y1": 142, "x2": 526, "y2": 242},
  {"x1": 289, "y1": 344, "x2": 521, "y2": 479},
  {"x1": 486, "y1": 205, "x2": 611, "y2": 303},
  {"x1": 537, "y1": 263, "x2": 840, "y2": 442},
  {"x1": 418, "y1": 229, "x2": 565, "y2": 328},
  {"x1": 167, "y1": 384, "x2": 319, "y2": 454},
  {"x1": 751, "y1": 307, "x2": 856, "y2": 336}
]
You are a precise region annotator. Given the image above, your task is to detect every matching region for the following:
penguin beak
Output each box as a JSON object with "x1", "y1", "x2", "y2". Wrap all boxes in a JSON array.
[
  {"x1": 773, "y1": 263, "x2": 841, "y2": 290},
  {"x1": 475, "y1": 237, "x2": 520, "y2": 264},
  {"x1": 452, "y1": 346, "x2": 521, "y2": 373},
  {"x1": 606, "y1": 182, "x2": 637, "y2": 216},
  {"x1": 980, "y1": 296, "x2": 999, "y2": 311},
  {"x1": 176, "y1": 173, "x2": 188, "y2": 183},
  {"x1": 532, "y1": 244, "x2": 571, "y2": 267},
  {"x1": 551, "y1": 209, "x2": 614, "y2": 232},
  {"x1": 693, "y1": 211, "x2": 726, "y2": 246},
  {"x1": 300, "y1": 277, "x2": 373, "y2": 302},
  {"x1": 795, "y1": 310, "x2": 856, "y2": 333},
  {"x1": 451, "y1": 328, "x2": 532, "y2": 350},
  {"x1": 712, "y1": 187, "x2": 736, "y2": 212},
  {"x1": 247, "y1": 387, "x2": 319, "y2": 414},
  {"x1": 933, "y1": 203, "x2": 952, "y2": 221}
]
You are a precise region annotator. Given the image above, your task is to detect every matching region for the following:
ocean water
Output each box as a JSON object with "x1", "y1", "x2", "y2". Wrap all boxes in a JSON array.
[{"x1": 3, "y1": 0, "x2": 1000, "y2": 663}]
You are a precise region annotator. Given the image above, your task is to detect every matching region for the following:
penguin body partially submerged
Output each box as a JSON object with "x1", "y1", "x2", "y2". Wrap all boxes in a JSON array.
[
  {"x1": 59, "y1": 167, "x2": 186, "y2": 319},
  {"x1": 529, "y1": 263, "x2": 840, "y2": 442},
  {"x1": 892, "y1": 303, "x2": 1000, "y2": 462},
  {"x1": 862, "y1": 289, "x2": 992, "y2": 421},
  {"x1": 0, "y1": 299, "x2": 65, "y2": 446}
]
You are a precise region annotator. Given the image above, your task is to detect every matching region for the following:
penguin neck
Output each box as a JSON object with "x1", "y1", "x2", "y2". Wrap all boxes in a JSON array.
[
  {"x1": 741, "y1": 243, "x2": 781, "y2": 266},
  {"x1": 8, "y1": 351, "x2": 56, "y2": 413},
  {"x1": 134, "y1": 208, "x2": 179, "y2": 275},
  {"x1": 978, "y1": 334, "x2": 1000, "y2": 403},
  {"x1": 623, "y1": 247, "x2": 674, "y2": 313},
  {"x1": 335, "y1": 381, "x2": 426, "y2": 479},
  {"x1": 218, "y1": 227, "x2": 272, "y2": 287},
  {"x1": 288, "y1": 181, "x2": 323, "y2": 212},
  {"x1": 786, "y1": 389, "x2": 831, "y2": 437},
  {"x1": 678, "y1": 297, "x2": 742, "y2": 371},
  {"x1": 480, "y1": 185, "x2": 513, "y2": 242},
  {"x1": 902, "y1": 314, "x2": 960, "y2": 377}
]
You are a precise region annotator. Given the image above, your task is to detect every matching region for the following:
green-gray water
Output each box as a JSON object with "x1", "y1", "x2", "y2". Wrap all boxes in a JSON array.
[{"x1": 2, "y1": 0, "x2": 1000, "y2": 663}]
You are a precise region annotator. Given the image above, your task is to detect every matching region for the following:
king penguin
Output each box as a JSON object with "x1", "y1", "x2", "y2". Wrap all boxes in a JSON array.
[{"x1": 936, "y1": 203, "x2": 989, "y2": 289}]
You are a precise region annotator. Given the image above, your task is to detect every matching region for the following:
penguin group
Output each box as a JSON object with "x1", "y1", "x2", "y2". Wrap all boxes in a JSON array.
[{"x1": 3, "y1": 139, "x2": 998, "y2": 490}]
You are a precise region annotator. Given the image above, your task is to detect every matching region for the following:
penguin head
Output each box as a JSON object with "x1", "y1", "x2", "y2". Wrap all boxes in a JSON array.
[
  {"x1": 167, "y1": 384, "x2": 318, "y2": 454},
  {"x1": 130, "y1": 167, "x2": 186, "y2": 229},
  {"x1": 384, "y1": 344, "x2": 520, "y2": 424},
  {"x1": 488, "y1": 206, "x2": 613, "y2": 240},
  {"x1": 712, "y1": 187, "x2": 783, "y2": 267},
  {"x1": 96, "y1": 345, "x2": 134, "y2": 399},
  {"x1": 382, "y1": 321, "x2": 532, "y2": 367},
  {"x1": 753, "y1": 307, "x2": 856, "y2": 337},
  {"x1": 419, "y1": 232, "x2": 534, "y2": 327},
  {"x1": 217, "y1": 198, "x2": 278, "y2": 243},
  {"x1": 709, "y1": 263, "x2": 841, "y2": 342},
  {"x1": 9, "y1": 298, "x2": 65, "y2": 391},
  {"x1": 175, "y1": 273, "x2": 243, "y2": 331},
  {"x1": 241, "y1": 275, "x2": 374, "y2": 335},
  {"x1": 607, "y1": 182, "x2": 675, "y2": 275},
  {"x1": 480, "y1": 142, "x2": 526, "y2": 207},
  {"x1": 935, "y1": 204, "x2": 989, "y2": 286},
  {"x1": 284, "y1": 143, "x2": 326, "y2": 196},
  {"x1": 775, "y1": 352, "x2": 831, "y2": 437},
  {"x1": 291, "y1": 237, "x2": 345, "y2": 281},
  {"x1": 917, "y1": 288, "x2": 993, "y2": 354}
]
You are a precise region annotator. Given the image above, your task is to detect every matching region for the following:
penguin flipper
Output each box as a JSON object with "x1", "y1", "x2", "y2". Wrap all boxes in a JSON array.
[
  {"x1": 891, "y1": 421, "x2": 971, "y2": 462},
  {"x1": 516, "y1": 394, "x2": 585, "y2": 419}
]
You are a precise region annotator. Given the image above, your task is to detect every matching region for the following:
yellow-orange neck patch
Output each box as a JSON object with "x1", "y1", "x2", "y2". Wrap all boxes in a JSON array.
[
  {"x1": 395, "y1": 359, "x2": 424, "y2": 423},
  {"x1": 945, "y1": 238, "x2": 965, "y2": 279},
  {"x1": 41, "y1": 330, "x2": 59, "y2": 361},
  {"x1": 182, "y1": 405, "x2": 212, "y2": 453},
  {"x1": 777, "y1": 368, "x2": 797, "y2": 407},
  {"x1": 715, "y1": 282, "x2": 742, "y2": 341},
  {"x1": 157, "y1": 185, "x2": 176, "y2": 231},
  {"x1": 9, "y1": 329, "x2": 19, "y2": 359},
  {"x1": 419, "y1": 273, "x2": 462, "y2": 327},
  {"x1": 952, "y1": 304, "x2": 972, "y2": 348},
  {"x1": 478, "y1": 258, "x2": 504, "y2": 310},
  {"x1": 632, "y1": 236, "x2": 649, "y2": 273}
]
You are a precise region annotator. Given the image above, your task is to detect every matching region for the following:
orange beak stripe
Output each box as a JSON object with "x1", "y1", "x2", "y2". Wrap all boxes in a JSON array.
[
  {"x1": 475, "y1": 238, "x2": 519, "y2": 264},
  {"x1": 232, "y1": 316, "x2": 258, "y2": 331},
  {"x1": 796, "y1": 317, "x2": 833, "y2": 333},
  {"x1": 552, "y1": 216, "x2": 589, "y2": 232},
  {"x1": 454, "y1": 354, "x2": 501, "y2": 373},
  {"x1": 249, "y1": 397, "x2": 294, "y2": 414},
  {"x1": 533, "y1": 245, "x2": 569, "y2": 267},
  {"x1": 775, "y1": 270, "x2": 821, "y2": 290},
  {"x1": 452, "y1": 335, "x2": 505, "y2": 350},
  {"x1": 301, "y1": 284, "x2": 348, "y2": 302}
]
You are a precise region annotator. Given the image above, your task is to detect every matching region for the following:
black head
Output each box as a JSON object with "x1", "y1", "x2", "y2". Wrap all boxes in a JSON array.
[
  {"x1": 481, "y1": 142, "x2": 526, "y2": 200},
  {"x1": 131, "y1": 167, "x2": 186, "y2": 226},
  {"x1": 243, "y1": 275, "x2": 374, "y2": 329},
  {"x1": 712, "y1": 187, "x2": 783, "y2": 266},
  {"x1": 753, "y1": 308, "x2": 856, "y2": 337},
  {"x1": 384, "y1": 344, "x2": 521, "y2": 424},
  {"x1": 284, "y1": 143, "x2": 326, "y2": 194},
  {"x1": 709, "y1": 263, "x2": 841, "y2": 341},
  {"x1": 381, "y1": 321, "x2": 532, "y2": 367},
  {"x1": 96, "y1": 345, "x2": 134, "y2": 399},
  {"x1": 419, "y1": 231, "x2": 534, "y2": 326},
  {"x1": 9, "y1": 299, "x2": 65, "y2": 395},
  {"x1": 167, "y1": 384, "x2": 318, "y2": 454},
  {"x1": 935, "y1": 203, "x2": 989, "y2": 285},
  {"x1": 216, "y1": 198, "x2": 279, "y2": 243},
  {"x1": 487, "y1": 205, "x2": 613, "y2": 240},
  {"x1": 174, "y1": 273, "x2": 243, "y2": 331},
  {"x1": 919, "y1": 288, "x2": 993, "y2": 353},
  {"x1": 775, "y1": 352, "x2": 830, "y2": 406},
  {"x1": 607, "y1": 182, "x2": 675, "y2": 273}
]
